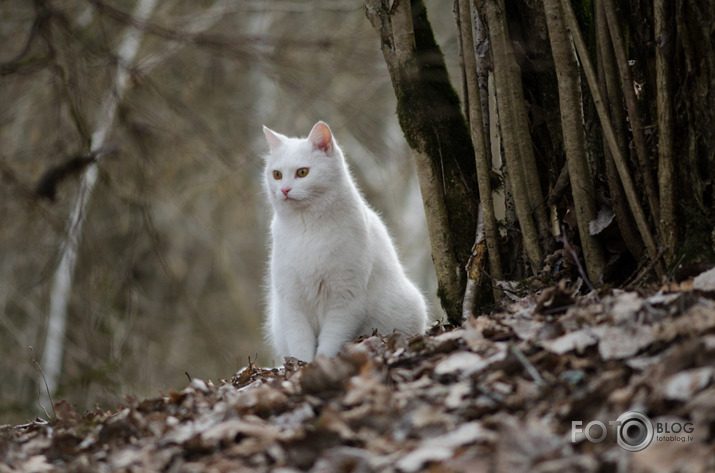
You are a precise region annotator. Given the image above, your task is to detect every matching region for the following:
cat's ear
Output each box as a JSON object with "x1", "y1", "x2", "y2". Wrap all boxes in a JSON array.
[
  {"x1": 308, "y1": 121, "x2": 334, "y2": 156},
  {"x1": 263, "y1": 126, "x2": 285, "y2": 152}
]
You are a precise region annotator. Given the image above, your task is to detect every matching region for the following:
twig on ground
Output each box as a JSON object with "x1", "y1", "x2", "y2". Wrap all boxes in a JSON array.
[
  {"x1": 510, "y1": 343, "x2": 546, "y2": 387},
  {"x1": 30, "y1": 347, "x2": 55, "y2": 420},
  {"x1": 626, "y1": 246, "x2": 669, "y2": 289}
]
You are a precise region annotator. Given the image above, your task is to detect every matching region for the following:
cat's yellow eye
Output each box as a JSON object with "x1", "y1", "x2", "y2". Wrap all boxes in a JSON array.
[
  {"x1": 273, "y1": 170, "x2": 282, "y2": 180},
  {"x1": 296, "y1": 168, "x2": 309, "y2": 178}
]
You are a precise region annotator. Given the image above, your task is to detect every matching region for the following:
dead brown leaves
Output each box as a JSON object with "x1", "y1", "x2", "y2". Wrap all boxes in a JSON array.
[{"x1": 2, "y1": 279, "x2": 715, "y2": 472}]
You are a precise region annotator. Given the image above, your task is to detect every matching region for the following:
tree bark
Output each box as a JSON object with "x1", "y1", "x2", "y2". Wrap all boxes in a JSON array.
[
  {"x1": 559, "y1": 0, "x2": 663, "y2": 277},
  {"x1": 543, "y1": 0, "x2": 606, "y2": 284},
  {"x1": 654, "y1": 0, "x2": 676, "y2": 263},
  {"x1": 476, "y1": 0, "x2": 543, "y2": 272},
  {"x1": 498, "y1": 2, "x2": 551, "y2": 252},
  {"x1": 595, "y1": 0, "x2": 645, "y2": 261},
  {"x1": 472, "y1": 6, "x2": 492, "y2": 168},
  {"x1": 365, "y1": 0, "x2": 480, "y2": 324},
  {"x1": 458, "y1": 0, "x2": 503, "y2": 281},
  {"x1": 674, "y1": 1, "x2": 714, "y2": 218},
  {"x1": 603, "y1": 0, "x2": 661, "y2": 227}
]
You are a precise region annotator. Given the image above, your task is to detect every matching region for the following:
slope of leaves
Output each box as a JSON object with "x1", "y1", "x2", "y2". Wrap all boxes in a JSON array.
[{"x1": 2, "y1": 270, "x2": 715, "y2": 472}]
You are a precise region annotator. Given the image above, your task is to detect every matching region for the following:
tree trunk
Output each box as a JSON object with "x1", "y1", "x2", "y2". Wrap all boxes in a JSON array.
[
  {"x1": 559, "y1": 0, "x2": 664, "y2": 277},
  {"x1": 369, "y1": 0, "x2": 713, "y2": 289},
  {"x1": 365, "y1": 0, "x2": 480, "y2": 325},
  {"x1": 458, "y1": 0, "x2": 503, "y2": 281},
  {"x1": 543, "y1": 0, "x2": 606, "y2": 284},
  {"x1": 655, "y1": 0, "x2": 676, "y2": 263},
  {"x1": 498, "y1": 3, "x2": 551, "y2": 252},
  {"x1": 603, "y1": 0, "x2": 661, "y2": 227},
  {"x1": 595, "y1": 0, "x2": 645, "y2": 262},
  {"x1": 476, "y1": 0, "x2": 543, "y2": 272},
  {"x1": 673, "y1": 0, "x2": 715, "y2": 214},
  {"x1": 40, "y1": 0, "x2": 159, "y2": 408}
]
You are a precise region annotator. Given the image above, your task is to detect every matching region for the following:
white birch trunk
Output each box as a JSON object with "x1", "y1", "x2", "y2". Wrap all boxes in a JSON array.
[{"x1": 40, "y1": 0, "x2": 159, "y2": 409}]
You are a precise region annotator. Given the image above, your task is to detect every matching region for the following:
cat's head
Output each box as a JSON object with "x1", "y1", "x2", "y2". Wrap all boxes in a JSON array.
[{"x1": 262, "y1": 121, "x2": 344, "y2": 211}]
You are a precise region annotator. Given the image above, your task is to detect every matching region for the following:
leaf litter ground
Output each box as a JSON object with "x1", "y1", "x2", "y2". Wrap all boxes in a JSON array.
[{"x1": 2, "y1": 269, "x2": 715, "y2": 472}]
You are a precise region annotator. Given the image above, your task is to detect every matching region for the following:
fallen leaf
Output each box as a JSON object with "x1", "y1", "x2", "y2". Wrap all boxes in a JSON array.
[
  {"x1": 603, "y1": 291, "x2": 644, "y2": 323},
  {"x1": 395, "y1": 422, "x2": 493, "y2": 472},
  {"x1": 540, "y1": 329, "x2": 598, "y2": 355},
  {"x1": 300, "y1": 355, "x2": 360, "y2": 395},
  {"x1": 54, "y1": 400, "x2": 79, "y2": 427},
  {"x1": 535, "y1": 279, "x2": 578, "y2": 314},
  {"x1": 661, "y1": 367, "x2": 714, "y2": 401},
  {"x1": 692, "y1": 266, "x2": 715, "y2": 292},
  {"x1": 589, "y1": 208, "x2": 615, "y2": 235},
  {"x1": 593, "y1": 325, "x2": 654, "y2": 360}
]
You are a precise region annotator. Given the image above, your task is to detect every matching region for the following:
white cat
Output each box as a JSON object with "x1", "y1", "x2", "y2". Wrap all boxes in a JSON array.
[{"x1": 261, "y1": 121, "x2": 428, "y2": 362}]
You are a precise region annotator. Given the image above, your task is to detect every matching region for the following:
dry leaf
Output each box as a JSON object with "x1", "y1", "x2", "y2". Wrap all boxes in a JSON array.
[
  {"x1": 692, "y1": 266, "x2": 715, "y2": 292},
  {"x1": 593, "y1": 325, "x2": 654, "y2": 360},
  {"x1": 540, "y1": 329, "x2": 598, "y2": 355},
  {"x1": 661, "y1": 367, "x2": 714, "y2": 401}
]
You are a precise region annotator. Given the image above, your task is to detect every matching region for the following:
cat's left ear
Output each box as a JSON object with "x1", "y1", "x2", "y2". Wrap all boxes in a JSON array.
[
  {"x1": 308, "y1": 121, "x2": 334, "y2": 156},
  {"x1": 263, "y1": 126, "x2": 286, "y2": 152}
]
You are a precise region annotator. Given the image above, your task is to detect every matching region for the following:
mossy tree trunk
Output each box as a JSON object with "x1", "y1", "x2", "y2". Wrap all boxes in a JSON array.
[
  {"x1": 365, "y1": 0, "x2": 480, "y2": 325},
  {"x1": 670, "y1": 0, "x2": 715, "y2": 265}
]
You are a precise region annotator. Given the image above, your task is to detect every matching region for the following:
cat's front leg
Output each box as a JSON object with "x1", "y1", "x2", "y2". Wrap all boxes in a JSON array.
[
  {"x1": 283, "y1": 314, "x2": 318, "y2": 362},
  {"x1": 269, "y1": 300, "x2": 317, "y2": 362},
  {"x1": 315, "y1": 307, "x2": 364, "y2": 358}
]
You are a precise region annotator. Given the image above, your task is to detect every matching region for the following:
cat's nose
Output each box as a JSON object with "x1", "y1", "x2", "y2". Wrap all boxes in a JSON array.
[{"x1": 281, "y1": 187, "x2": 291, "y2": 197}]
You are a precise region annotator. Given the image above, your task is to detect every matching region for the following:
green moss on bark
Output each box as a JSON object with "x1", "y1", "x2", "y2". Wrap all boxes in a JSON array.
[
  {"x1": 388, "y1": 0, "x2": 481, "y2": 323},
  {"x1": 398, "y1": 0, "x2": 480, "y2": 266}
]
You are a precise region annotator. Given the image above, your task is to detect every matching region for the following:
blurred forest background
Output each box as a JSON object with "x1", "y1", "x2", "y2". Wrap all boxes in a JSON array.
[{"x1": 0, "y1": 0, "x2": 456, "y2": 423}]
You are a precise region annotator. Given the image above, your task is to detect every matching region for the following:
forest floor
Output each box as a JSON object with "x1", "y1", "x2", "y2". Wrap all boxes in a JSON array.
[{"x1": 2, "y1": 269, "x2": 715, "y2": 472}]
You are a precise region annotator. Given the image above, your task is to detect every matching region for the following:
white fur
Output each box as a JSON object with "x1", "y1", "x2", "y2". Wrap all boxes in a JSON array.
[{"x1": 261, "y1": 121, "x2": 428, "y2": 362}]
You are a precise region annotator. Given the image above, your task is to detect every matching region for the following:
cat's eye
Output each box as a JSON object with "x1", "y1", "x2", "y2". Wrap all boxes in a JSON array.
[
  {"x1": 273, "y1": 170, "x2": 282, "y2": 180},
  {"x1": 296, "y1": 168, "x2": 309, "y2": 178}
]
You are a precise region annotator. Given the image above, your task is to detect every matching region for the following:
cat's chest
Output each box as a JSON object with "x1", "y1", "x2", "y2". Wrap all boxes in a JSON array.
[
  {"x1": 270, "y1": 216, "x2": 368, "y2": 288},
  {"x1": 273, "y1": 220, "x2": 360, "y2": 261}
]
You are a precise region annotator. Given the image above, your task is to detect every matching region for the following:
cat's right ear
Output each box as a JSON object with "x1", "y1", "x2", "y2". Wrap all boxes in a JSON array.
[
  {"x1": 263, "y1": 126, "x2": 285, "y2": 152},
  {"x1": 308, "y1": 121, "x2": 334, "y2": 156}
]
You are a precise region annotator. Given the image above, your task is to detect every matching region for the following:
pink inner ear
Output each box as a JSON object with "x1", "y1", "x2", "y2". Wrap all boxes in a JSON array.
[{"x1": 308, "y1": 122, "x2": 333, "y2": 155}]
